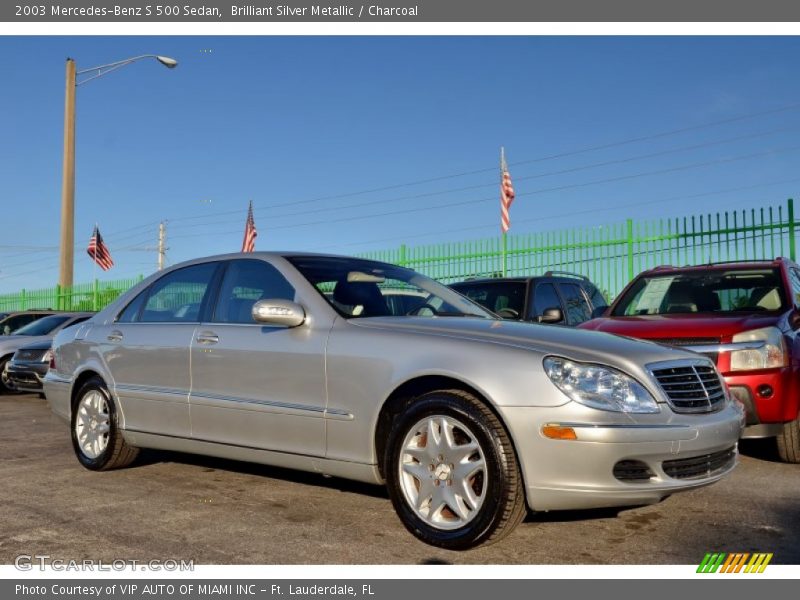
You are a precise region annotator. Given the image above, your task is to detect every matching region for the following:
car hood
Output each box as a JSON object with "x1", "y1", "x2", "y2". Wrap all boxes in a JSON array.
[
  {"x1": 0, "y1": 334, "x2": 52, "y2": 355},
  {"x1": 348, "y1": 316, "x2": 703, "y2": 370},
  {"x1": 579, "y1": 313, "x2": 781, "y2": 340}
]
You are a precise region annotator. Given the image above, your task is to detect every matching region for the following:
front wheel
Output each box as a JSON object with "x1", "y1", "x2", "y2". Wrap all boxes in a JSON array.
[
  {"x1": 0, "y1": 356, "x2": 16, "y2": 394},
  {"x1": 776, "y1": 416, "x2": 800, "y2": 464},
  {"x1": 71, "y1": 377, "x2": 139, "y2": 470},
  {"x1": 384, "y1": 390, "x2": 526, "y2": 550}
]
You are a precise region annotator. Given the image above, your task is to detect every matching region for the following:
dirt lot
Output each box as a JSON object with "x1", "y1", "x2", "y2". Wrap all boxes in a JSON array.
[{"x1": 1, "y1": 393, "x2": 798, "y2": 565}]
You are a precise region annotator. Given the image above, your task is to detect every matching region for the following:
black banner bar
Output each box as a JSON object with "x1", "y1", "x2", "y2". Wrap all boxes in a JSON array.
[{"x1": 5, "y1": 0, "x2": 800, "y2": 22}]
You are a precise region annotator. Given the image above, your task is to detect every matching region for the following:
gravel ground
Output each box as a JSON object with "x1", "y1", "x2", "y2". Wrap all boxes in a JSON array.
[{"x1": 1, "y1": 393, "x2": 798, "y2": 565}]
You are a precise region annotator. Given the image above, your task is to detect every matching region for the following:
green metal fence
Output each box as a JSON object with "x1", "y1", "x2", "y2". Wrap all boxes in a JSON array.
[
  {"x1": 363, "y1": 198, "x2": 797, "y2": 300},
  {"x1": 0, "y1": 198, "x2": 796, "y2": 313},
  {"x1": 0, "y1": 276, "x2": 145, "y2": 313}
]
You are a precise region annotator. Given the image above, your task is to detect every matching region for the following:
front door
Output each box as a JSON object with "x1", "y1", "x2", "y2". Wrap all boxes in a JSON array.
[{"x1": 189, "y1": 258, "x2": 328, "y2": 457}]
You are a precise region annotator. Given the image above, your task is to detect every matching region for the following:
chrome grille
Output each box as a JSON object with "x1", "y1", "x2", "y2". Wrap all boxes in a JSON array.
[
  {"x1": 650, "y1": 362, "x2": 727, "y2": 413},
  {"x1": 662, "y1": 447, "x2": 736, "y2": 480}
]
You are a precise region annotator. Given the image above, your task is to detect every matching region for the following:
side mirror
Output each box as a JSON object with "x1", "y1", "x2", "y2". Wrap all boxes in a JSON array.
[
  {"x1": 537, "y1": 307, "x2": 563, "y2": 324},
  {"x1": 790, "y1": 308, "x2": 800, "y2": 330},
  {"x1": 591, "y1": 305, "x2": 608, "y2": 319},
  {"x1": 252, "y1": 299, "x2": 306, "y2": 328}
]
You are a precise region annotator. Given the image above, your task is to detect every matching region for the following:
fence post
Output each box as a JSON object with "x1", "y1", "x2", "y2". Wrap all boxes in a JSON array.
[
  {"x1": 626, "y1": 218, "x2": 634, "y2": 281},
  {"x1": 21, "y1": 289, "x2": 26, "y2": 310},
  {"x1": 93, "y1": 279, "x2": 99, "y2": 311},
  {"x1": 788, "y1": 198, "x2": 796, "y2": 261},
  {"x1": 399, "y1": 244, "x2": 407, "y2": 267}
]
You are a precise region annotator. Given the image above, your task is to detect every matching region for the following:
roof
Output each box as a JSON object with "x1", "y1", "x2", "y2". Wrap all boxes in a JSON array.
[{"x1": 644, "y1": 258, "x2": 788, "y2": 274}]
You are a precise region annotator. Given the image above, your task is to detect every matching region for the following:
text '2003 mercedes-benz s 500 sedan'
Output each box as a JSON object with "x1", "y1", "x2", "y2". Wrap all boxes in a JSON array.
[{"x1": 44, "y1": 253, "x2": 745, "y2": 549}]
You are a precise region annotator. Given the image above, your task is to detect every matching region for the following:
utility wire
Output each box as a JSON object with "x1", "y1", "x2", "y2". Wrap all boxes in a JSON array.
[
  {"x1": 167, "y1": 145, "x2": 800, "y2": 240},
  {"x1": 164, "y1": 124, "x2": 800, "y2": 232}
]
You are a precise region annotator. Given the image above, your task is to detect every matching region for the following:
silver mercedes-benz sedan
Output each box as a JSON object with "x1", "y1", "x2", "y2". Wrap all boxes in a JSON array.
[{"x1": 44, "y1": 253, "x2": 745, "y2": 549}]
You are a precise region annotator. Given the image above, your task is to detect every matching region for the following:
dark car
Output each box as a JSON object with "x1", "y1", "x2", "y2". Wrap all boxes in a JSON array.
[
  {"x1": 0, "y1": 312, "x2": 94, "y2": 393},
  {"x1": 6, "y1": 339, "x2": 53, "y2": 394},
  {"x1": 580, "y1": 258, "x2": 800, "y2": 463},
  {"x1": 0, "y1": 310, "x2": 57, "y2": 336},
  {"x1": 450, "y1": 271, "x2": 608, "y2": 326}
]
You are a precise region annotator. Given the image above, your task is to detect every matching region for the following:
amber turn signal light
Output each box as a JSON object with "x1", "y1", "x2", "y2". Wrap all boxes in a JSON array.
[{"x1": 542, "y1": 425, "x2": 577, "y2": 440}]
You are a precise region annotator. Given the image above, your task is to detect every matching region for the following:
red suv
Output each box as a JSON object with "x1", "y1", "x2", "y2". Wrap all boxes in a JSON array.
[{"x1": 580, "y1": 258, "x2": 800, "y2": 463}]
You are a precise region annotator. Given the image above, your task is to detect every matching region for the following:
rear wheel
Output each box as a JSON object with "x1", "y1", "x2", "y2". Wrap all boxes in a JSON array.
[
  {"x1": 71, "y1": 377, "x2": 139, "y2": 470},
  {"x1": 384, "y1": 389, "x2": 526, "y2": 550},
  {"x1": 776, "y1": 415, "x2": 800, "y2": 464}
]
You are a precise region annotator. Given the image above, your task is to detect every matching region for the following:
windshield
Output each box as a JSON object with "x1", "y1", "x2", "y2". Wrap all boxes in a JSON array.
[
  {"x1": 287, "y1": 256, "x2": 494, "y2": 319},
  {"x1": 450, "y1": 281, "x2": 526, "y2": 316},
  {"x1": 13, "y1": 315, "x2": 72, "y2": 336},
  {"x1": 613, "y1": 268, "x2": 787, "y2": 316}
]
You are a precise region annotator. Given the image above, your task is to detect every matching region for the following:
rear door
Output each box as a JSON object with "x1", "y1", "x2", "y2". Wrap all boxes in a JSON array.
[
  {"x1": 189, "y1": 258, "x2": 328, "y2": 457},
  {"x1": 101, "y1": 262, "x2": 219, "y2": 438}
]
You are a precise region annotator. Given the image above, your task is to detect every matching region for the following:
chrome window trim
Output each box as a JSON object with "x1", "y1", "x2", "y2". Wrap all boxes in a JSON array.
[{"x1": 680, "y1": 341, "x2": 765, "y2": 354}]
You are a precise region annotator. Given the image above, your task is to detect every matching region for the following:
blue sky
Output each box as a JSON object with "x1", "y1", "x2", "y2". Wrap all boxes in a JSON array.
[{"x1": 2, "y1": 36, "x2": 800, "y2": 293}]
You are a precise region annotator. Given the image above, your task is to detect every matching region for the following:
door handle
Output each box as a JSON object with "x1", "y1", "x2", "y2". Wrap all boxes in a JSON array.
[
  {"x1": 107, "y1": 330, "x2": 123, "y2": 342},
  {"x1": 196, "y1": 332, "x2": 219, "y2": 345}
]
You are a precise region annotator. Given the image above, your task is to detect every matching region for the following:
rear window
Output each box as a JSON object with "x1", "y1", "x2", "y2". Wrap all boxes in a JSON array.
[
  {"x1": 613, "y1": 268, "x2": 787, "y2": 316},
  {"x1": 13, "y1": 315, "x2": 72, "y2": 336},
  {"x1": 451, "y1": 281, "x2": 526, "y2": 317}
]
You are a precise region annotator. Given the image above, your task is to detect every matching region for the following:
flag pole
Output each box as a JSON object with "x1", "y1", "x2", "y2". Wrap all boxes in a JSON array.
[
  {"x1": 501, "y1": 147, "x2": 507, "y2": 277},
  {"x1": 92, "y1": 223, "x2": 98, "y2": 311}
]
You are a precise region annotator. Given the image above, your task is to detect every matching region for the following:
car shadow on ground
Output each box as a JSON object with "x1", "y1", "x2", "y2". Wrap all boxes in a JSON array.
[
  {"x1": 525, "y1": 506, "x2": 622, "y2": 523},
  {"x1": 134, "y1": 448, "x2": 391, "y2": 500},
  {"x1": 739, "y1": 438, "x2": 783, "y2": 462}
]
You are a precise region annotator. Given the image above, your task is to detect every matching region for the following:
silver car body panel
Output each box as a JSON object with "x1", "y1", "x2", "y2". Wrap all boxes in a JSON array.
[{"x1": 45, "y1": 252, "x2": 743, "y2": 511}]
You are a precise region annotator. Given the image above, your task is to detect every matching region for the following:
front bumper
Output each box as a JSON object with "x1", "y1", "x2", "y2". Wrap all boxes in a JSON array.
[
  {"x1": 724, "y1": 367, "x2": 799, "y2": 437},
  {"x1": 6, "y1": 361, "x2": 48, "y2": 393},
  {"x1": 500, "y1": 400, "x2": 744, "y2": 512}
]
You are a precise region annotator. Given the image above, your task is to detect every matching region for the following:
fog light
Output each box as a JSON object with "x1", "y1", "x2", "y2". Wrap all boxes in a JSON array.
[
  {"x1": 542, "y1": 425, "x2": 577, "y2": 440},
  {"x1": 756, "y1": 384, "x2": 773, "y2": 398}
]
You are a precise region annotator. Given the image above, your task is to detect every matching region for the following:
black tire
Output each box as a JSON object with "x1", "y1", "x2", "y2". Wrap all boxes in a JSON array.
[
  {"x1": 70, "y1": 376, "x2": 139, "y2": 470},
  {"x1": 384, "y1": 389, "x2": 526, "y2": 550},
  {"x1": 776, "y1": 415, "x2": 800, "y2": 464},
  {"x1": 0, "y1": 355, "x2": 16, "y2": 394}
]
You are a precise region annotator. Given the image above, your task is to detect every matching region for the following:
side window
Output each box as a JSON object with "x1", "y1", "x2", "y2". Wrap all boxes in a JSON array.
[
  {"x1": 213, "y1": 260, "x2": 296, "y2": 324},
  {"x1": 4, "y1": 314, "x2": 35, "y2": 334},
  {"x1": 140, "y1": 263, "x2": 218, "y2": 323},
  {"x1": 531, "y1": 283, "x2": 563, "y2": 320},
  {"x1": 64, "y1": 316, "x2": 92, "y2": 328},
  {"x1": 117, "y1": 291, "x2": 147, "y2": 323},
  {"x1": 558, "y1": 283, "x2": 593, "y2": 325},
  {"x1": 789, "y1": 268, "x2": 800, "y2": 308},
  {"x1": 586, "y1": 284, "x2": 608, "y2": 309}
]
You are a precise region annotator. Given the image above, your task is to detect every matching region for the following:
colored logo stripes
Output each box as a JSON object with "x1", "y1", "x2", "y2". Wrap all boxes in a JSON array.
[{"x1": 697, "y1": 552, "x2": 773, "y2": 573}]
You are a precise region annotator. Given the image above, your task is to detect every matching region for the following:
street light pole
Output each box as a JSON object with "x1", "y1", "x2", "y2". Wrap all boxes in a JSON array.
[
  {"x1": 57, "y1": 54, "x2": 177, "y2": 296},
  {"x1": 58, "y1": 58, "x2": 76, "y2": 294}
]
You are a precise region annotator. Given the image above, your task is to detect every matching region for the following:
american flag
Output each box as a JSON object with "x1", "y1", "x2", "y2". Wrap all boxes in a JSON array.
[
  {"x1": 500, "y1": 151, "x2": 516, "y2": 234},
  {"x1": 86, "y1": 226, "x2": 114, "y2": 271},
  {"x1": 241, "y1": 200, "x2": 257, "y2": 253}
]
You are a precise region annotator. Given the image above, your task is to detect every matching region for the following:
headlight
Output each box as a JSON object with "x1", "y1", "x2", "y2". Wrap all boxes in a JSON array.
[
  {"x1": 730, "y1": 326, "x2": 786, "y2": 371},
  {"x1": 543, "y1": 356, "x2": 659, "y2": 413},
  {"x1": 40, "y1": 350, "x2": 53, "y2": 363}
]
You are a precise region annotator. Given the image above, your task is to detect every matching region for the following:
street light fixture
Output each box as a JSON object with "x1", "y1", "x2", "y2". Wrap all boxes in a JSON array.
[{"x1": 58, "y1": 54, "x2": 178, "y2": 293}]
